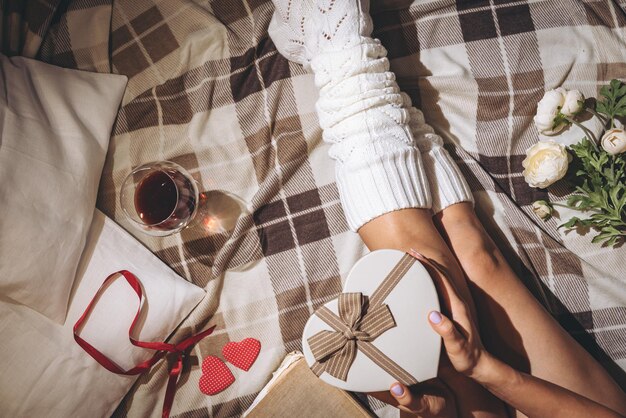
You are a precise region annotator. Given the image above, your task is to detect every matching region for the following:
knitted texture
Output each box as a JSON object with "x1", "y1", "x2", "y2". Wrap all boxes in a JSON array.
[
  {"x1": 269, "y1": 0, "x2": 473, "y2": 230},
  {"x1": 405, "y1": 98, "x2": 475, "y2": 213}
]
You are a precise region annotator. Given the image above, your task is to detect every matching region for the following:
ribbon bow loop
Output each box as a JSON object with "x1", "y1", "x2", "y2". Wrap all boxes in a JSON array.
[
  {"x1": 307, "y1": 292, "x2": 396, "y2": 381},
  {"x1": 73, "y1": 270, "x2": 215, "y2": 418}
]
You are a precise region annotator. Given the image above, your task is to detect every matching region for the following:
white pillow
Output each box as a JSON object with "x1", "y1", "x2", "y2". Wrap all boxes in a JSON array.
[
  {"x1": 0, "y1": 210, "x2": 206, "y2": 417},
  {"x1": 0, "y1": 54, "x2": 127, "y2": 322}
]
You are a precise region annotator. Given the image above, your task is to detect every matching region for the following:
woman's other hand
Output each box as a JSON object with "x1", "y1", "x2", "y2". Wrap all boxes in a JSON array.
[
  {"x1": 408, "y1": 249, "x2": 490, "y2": 380},
  {"x1": 377, "y1": 249, "x2": 503, "y2": 417},
  {"x1": 410, "y1": 250, "x2": 625, "y2": 418},
  {"x1": 428, "y1": 310, "x2": 486, "y2": 377}
]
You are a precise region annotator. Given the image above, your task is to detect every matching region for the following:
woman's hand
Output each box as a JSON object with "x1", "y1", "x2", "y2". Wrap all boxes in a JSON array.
[
  {"x1": 408, "y1": 249, "x2": 489, "y2": 380},
  {"x1": 375, "y1": 249, "x2": 498, "y2": 417},
  {"x1": 361, "y1": 213, "x2": 508, "y2": 417},
  {"x1": 406, "y1": 250, "x2": 624, "y2": 418}
]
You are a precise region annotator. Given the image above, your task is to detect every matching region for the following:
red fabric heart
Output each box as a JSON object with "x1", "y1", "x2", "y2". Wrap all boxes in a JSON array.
[
  {"x1": 222, "y1": 338, "x2": 261, "y2": 371},
  {"x1": 199, "y1": 356, "x2": 235, "y2": 395}
]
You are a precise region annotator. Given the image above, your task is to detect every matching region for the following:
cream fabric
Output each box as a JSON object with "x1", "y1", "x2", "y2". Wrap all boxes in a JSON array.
[
  {"x1": 0, "y1": 54, "x2": 127, "y2": 322},
  {"x1": 0, "y1": 210, "x2": 205, "y2": 417},
  {"x1": 269, "y1": 0, "x2": 473, "y2": 230}
]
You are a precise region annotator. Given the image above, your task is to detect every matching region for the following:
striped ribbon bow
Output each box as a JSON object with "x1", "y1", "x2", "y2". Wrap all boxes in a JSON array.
[{"x1": 307, "y1": 292, "x2": 396, "y2": 381}]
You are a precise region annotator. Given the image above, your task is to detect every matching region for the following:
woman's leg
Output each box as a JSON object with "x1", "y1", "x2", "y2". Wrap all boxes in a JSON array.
[
  {"x1": 360, "y1": 208, "x2": 509, "y2": 418},
  {"x1": 269, "y1": 2, "x2": 507, "y2": 415},
  {"x1": 434, "y1": 203, "x2": 626, "y2": 415}
]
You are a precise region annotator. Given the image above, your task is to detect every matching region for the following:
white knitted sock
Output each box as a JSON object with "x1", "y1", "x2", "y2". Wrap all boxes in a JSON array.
[
  {"x1": 268, "y1": 1, "x2": 314, "y2": 67},
  {"x1": 310, "y1": 1, "x2": 435, "y2": 230},
  {"x1": 269, "y1": 0, "x2": 472, "y2": 229},
  {"x1": 404, "y1": 94, "x2": 474, "y2": 213}
]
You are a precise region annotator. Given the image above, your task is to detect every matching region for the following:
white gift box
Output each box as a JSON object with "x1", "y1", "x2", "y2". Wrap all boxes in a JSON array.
[{"x1": 302, "y1": 249, "x2": 441, "y2": 392}]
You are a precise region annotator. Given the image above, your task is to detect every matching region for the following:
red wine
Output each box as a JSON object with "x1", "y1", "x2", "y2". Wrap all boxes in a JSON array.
[{"x1": 134, "y1": 169, "x2": 196, "y2": 230}]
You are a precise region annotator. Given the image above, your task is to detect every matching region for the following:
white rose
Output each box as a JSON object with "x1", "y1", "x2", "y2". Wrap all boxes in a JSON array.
[
  {"x1": 522, "y1": 141, "x2": 570, "y2": 188},
  {"x1": 534, "y1": 88, "x2": 567, "y2": 135},
  {"x1": 601, "y1": 128, "x2": 626, "y2": 155},
  {"x1": 531, "y1": 200, "x2": 553, "y2": 221},
  {"x1": 561, "y1": 89, "x2": 585, "y2": 117}
]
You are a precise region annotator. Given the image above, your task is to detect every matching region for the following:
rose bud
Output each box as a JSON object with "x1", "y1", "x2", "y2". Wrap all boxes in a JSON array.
[
  {"x1": 561, "y1": 89, "x2": 585, "y2": 117},
  {"x1": 534, "y1": 88, "x2": 567, "y2": 135},
  {"x1": 532, "y1": 200, "x2": 553, "y2": 221},
  {"x1": 601, "y1": 128, "x2": 626, "y2": 155}
]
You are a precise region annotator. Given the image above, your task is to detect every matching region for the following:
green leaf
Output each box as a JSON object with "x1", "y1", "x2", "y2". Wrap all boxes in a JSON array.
[
  {"x1": 605, "y1": 235, "x2": 621, "y2": 247},
  {"x1": 597, "y1": 80, "x2": 626, "y2": 119},
  {"x1": 592, "y1": 234, "x2": 608, "y2": 244},
  {"x1": 610, "y1": 185, "x2": 624, "y2": 209},
  {"x1": 560, "y1": 80, "x2": 626, "y2": 247},
  {"x1": 600, "y1": 85, "x2": 611, "y2": 99},
  {"x1": 615, "y1": 107, "x2": 626, "y2": 117},
  {"x1": 604, "y1": 225, "x2": 621, "y2": 235},
  {"x1": 590, "y1": 225, "x2": 624, "y2": 246},
  {"x1": 610, "y1": 79, "x2": 624, "y2": 94},
  {"x1": 616, "y1": 94, "x2": 626, "y2": 109},
  {"x1": 560, "y1": 217, "x2": 582, "y2": 229},
  {"x1": 567, "y1": 194, "x2": 592, "y2": 210}
]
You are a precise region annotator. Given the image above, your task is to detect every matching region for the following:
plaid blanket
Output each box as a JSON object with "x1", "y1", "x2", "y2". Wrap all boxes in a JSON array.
[{"x1": 3, "y1": 0, "x2": 625, "y2": 416}]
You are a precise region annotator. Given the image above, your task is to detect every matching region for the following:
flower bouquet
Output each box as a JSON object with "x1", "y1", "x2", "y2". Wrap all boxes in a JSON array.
[{"x1": 524, "y1": 79, "x2": 626, "y2": 246}]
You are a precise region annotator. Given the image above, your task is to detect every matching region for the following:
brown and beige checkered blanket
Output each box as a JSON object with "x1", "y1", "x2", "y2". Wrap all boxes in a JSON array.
[{"x1": 3, "y1": 0, "x2": 625, "y2": 416}]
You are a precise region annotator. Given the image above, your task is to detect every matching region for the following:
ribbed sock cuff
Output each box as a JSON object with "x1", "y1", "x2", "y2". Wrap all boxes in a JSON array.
[
  {"x1": 336, "y1": 148, "x2": 432, "y2": 231},
  {"x1": 421, "y1": 144, "x2": 474, "y2": 213}
]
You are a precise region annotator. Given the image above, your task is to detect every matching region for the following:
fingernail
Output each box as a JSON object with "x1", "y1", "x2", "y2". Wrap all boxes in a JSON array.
[
  {"x1": 429, "y1": 311, "x2": 442, "y2": 324},
  {"x1": 391, "y1": 383, "x2": 404, "y2": 396}
]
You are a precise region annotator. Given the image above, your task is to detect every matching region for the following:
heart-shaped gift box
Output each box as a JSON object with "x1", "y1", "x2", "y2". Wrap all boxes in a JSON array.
[{"x1": 302, "y1": 249, "x2": 441, "y2": 392}]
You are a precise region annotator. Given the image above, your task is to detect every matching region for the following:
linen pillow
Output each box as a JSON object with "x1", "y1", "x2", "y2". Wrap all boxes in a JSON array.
[
  {"x1": 0, "y1": 54, "x2": 127, "y2": 322},
  {"x1": 0, "y1": 210, "x2": 206, "y2": 417}
]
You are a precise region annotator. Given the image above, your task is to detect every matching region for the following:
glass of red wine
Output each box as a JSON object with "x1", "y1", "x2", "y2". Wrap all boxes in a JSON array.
[{"x1": 120, "y1": 161, "x2": 199, "y2": 237}]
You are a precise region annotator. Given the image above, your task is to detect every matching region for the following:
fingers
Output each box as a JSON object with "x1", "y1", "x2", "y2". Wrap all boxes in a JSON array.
[
  {"x1": 408, "y1": 249, "x2": 464, "y2": 307},
  {"x1": 389, "y1": 381, "x2": 450, "y2": 416},
  {"x1": 368, "y1": 390, "x2": 400, "y2": 408},
  {"x1": 428, "y1": 311, "x2": 466, "y2": 356},
  {"x1": 390, "y1": 382, "x2": 413, "y2": 408},
  {"x1": 390, "y1": 382, "x2": 432, "y2": 415},
  {"x1": 409, "y1": 249, "x2": 473, "y2": 333}
]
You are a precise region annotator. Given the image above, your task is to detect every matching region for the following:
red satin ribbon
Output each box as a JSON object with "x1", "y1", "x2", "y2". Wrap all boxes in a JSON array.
[{"x1": 73, "y1": 270, "x2": 214, "y2": 418}]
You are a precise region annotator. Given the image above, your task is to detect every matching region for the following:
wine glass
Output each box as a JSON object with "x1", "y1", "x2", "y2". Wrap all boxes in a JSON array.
[
  {"x1": 120, "y1": 161, "x2": 199, "y2": 237},
  {"x1": 120, "y1": 160, "x2": 260, "y2": 270}
]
